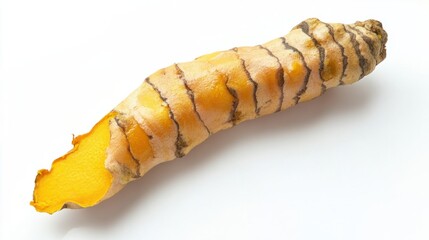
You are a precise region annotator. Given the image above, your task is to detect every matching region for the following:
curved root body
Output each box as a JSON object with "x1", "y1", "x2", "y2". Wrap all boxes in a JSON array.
[{"x1": 31, "y1": 18, "x2": 387, "y2": 214}]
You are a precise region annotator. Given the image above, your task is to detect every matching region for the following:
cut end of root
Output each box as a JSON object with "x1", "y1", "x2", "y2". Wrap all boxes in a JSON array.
[
  {"x1": 356, "y1": 19, "x2": 388, "y2": 62},
  {"x1": 30, "y1": 112, "x2": 117, "y2": 214}
]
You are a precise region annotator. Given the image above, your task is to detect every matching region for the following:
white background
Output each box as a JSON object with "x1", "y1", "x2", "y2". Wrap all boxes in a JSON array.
[{"x1": 1, "y1": 0, "x2": 429, "y2": 239}]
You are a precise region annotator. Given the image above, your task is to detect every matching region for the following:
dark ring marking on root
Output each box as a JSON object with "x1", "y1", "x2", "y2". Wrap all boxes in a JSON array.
[
  {"x1": 348, "y1": 25, "x2": 378, "y2": 64},
  {"x1": 114, "y1": 115, "x2": 141, "y2": 177},
  {"x1": 322, "y1": 22, "x2": 348, "y2": 86},
  {"x1": 145, "y1": 78, "x2": 188, "y2": 158},
  {"x1": 343, "y1": 25, "x2": 368, "y2": 79},
  {"x1": 258, "y1": 44, "x2": 285, "y2": 112},
  {"x1": 175, "y1": 64, "x2": 211, "y2": 135},
  {"x1": 297, "y1": 21, "x2": 327, "y2": 94},
  {"x1": 225, "y1": 75, "x2": 240, "y2": 125},
  {"x1": 232, "y1": 48, "x2": 259, "y2": 116},
  {"x1": 281, "y1": 37, "x2": 311, "y2": 105}
]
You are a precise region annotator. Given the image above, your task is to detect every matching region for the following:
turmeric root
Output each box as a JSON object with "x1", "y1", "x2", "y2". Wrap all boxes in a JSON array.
[{"x1": 31, "y1": 18, "x2": 387, "y2": 214}]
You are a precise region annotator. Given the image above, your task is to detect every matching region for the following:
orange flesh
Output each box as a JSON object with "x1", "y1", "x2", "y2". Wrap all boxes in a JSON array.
[{"x1": 30, "y1": 112, "x2": 115, "y2": 214}]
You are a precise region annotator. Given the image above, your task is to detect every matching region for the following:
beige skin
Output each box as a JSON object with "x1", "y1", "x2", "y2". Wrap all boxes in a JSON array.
[{"x1": 101, "y1": 18, "x2": 387, "y2": 201}]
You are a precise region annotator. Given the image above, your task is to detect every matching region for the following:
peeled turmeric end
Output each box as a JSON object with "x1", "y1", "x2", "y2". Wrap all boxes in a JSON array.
[{"x1": 30, "y1": 112, "x2": 116, "y2": 214}]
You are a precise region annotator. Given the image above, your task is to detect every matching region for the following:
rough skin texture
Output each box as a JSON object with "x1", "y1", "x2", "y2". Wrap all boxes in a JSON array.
[{"x1": 31, "y1": 18, "x2": 387, "y2": 214}]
